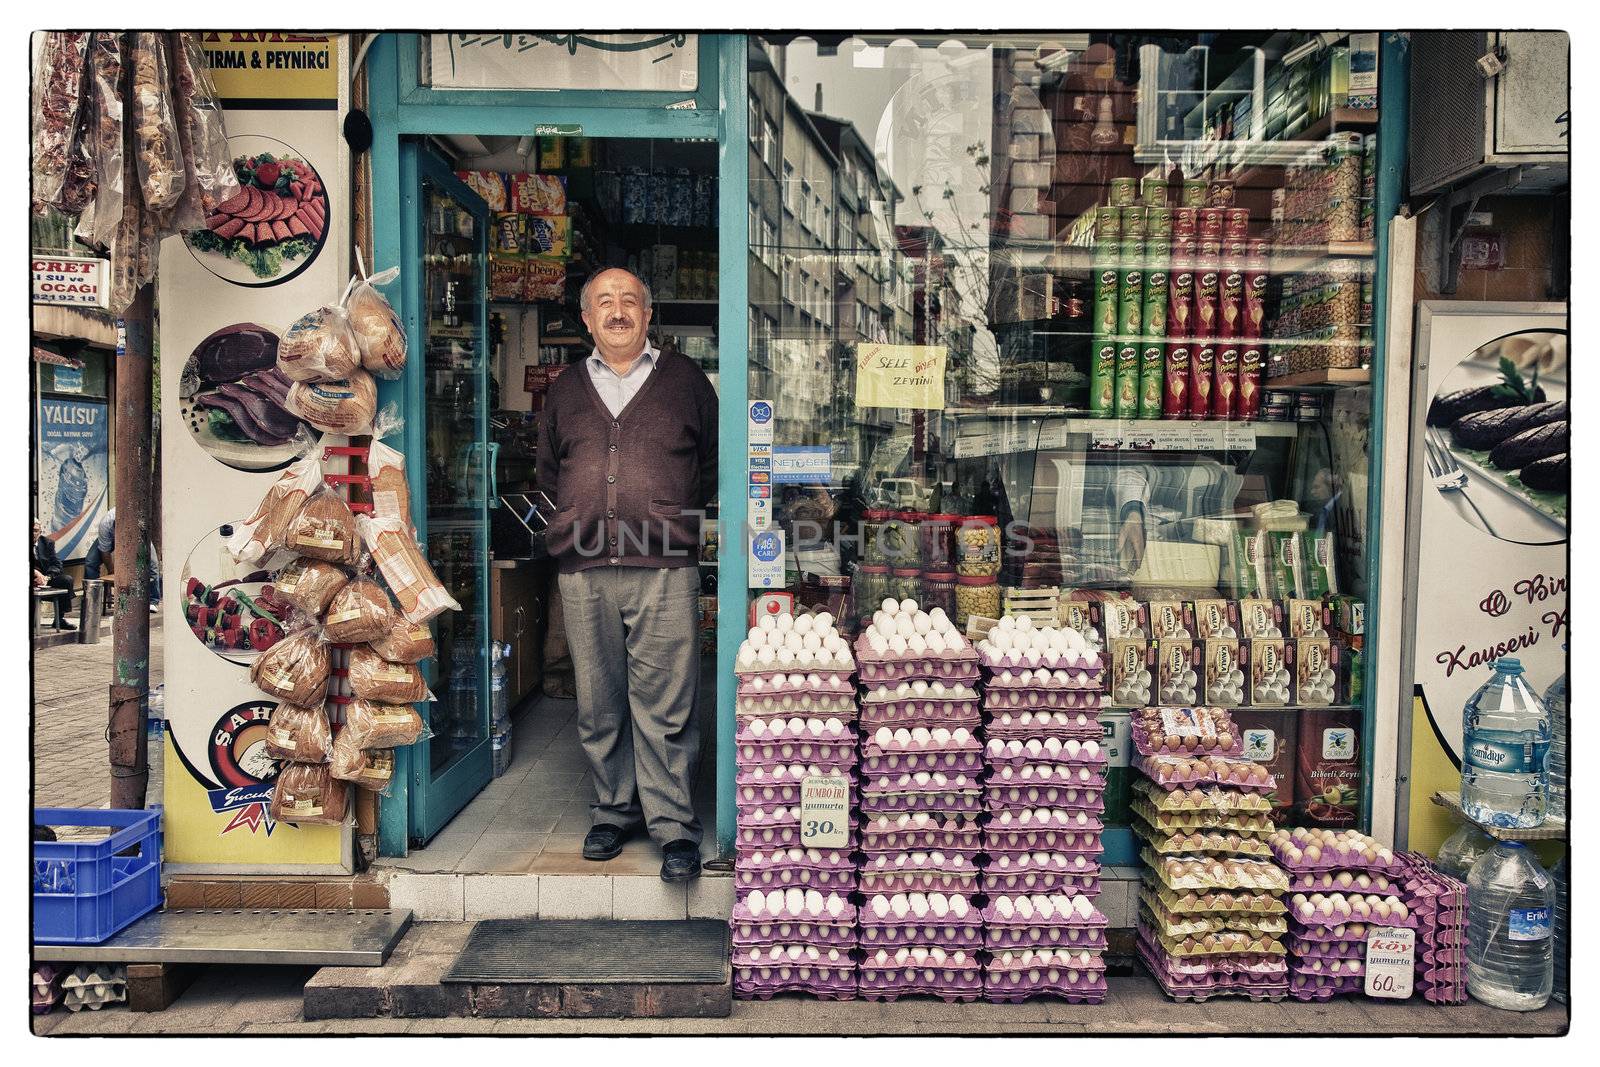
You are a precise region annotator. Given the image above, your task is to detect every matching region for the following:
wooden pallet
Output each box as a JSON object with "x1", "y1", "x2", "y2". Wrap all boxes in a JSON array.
[{"x1": 1003, "y1": 587, "x2": 1060, "y2": 626}]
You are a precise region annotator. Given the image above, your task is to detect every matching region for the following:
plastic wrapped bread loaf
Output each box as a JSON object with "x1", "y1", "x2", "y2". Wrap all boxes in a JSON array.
[
  {"x1": 329, "y1": 730, "x2": 396, "y2": 792},
  {"x1": 249, "y1": 628, "x2": 330, "y2": 706},
  {"x1": 226, "y1": 452, "x2": 323, "y2": 564},
  {"x1": 273, "y1": 556, "x2": 350, "y2": 617},
  {"x1": 345, "y1": 268, "x2": 407, "y2": 379},
  {"x1": 369, "y1": 616, "x2": 436, "y2": 664},
  {"x1": 323, "y1": 578, "x2": 395, "y2": 644},
  {"x1": 358, "y1": 514, "x2": 460, "y2": 623},
  {"x1": 366, "y1": 440, "x2": 412, "y2": 527},
  {"x1": 263, "y1": 701, "x2": 333, "y2": 763},
  {"x1": 342, "y1": 696, "x2": 427, "y2": 748},
  {"x1": 269, "y1": 762, "x2": 348, "y2": 825},
  {"x1": 348, "y1": 647, "x2": 430, "y2": 704},
  {"x1": 287, "y1": 371, "x2": 377, "y2": 436},
  {"x1": 286, "y1": 487, "x2": 360, "y2": 565},
  {"x1": 278, "y1": 305, "x2": 360, "y2": 383}
]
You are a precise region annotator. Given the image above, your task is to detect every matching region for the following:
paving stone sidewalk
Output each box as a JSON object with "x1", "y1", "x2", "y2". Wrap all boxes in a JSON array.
[{"x1": 32, "y1": 617, "x2": 164, "y2": 814}]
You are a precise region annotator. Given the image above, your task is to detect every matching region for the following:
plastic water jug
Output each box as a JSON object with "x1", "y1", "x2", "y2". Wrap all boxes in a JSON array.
[
  {"x1": 1460, "y1": 658, "x2": 1549, "y2": 828},
  {"x1": 1466, "y1": 842, "x2": 1553, "y2": 1011},
  {"x1": 1435, "y1": 824, "x2": 1495, "y2": 882},
  {"x1": 1542, "y1": 665, "x2": 1566, "y2": 821}
]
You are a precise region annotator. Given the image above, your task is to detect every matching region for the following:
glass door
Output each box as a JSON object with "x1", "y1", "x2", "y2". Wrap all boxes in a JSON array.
[{"x1": 402, "y1": 142, "x2": 494, "y2": 843}]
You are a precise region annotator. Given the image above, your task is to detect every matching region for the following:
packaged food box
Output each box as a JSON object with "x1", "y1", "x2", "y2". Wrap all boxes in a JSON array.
[
  {"x1": 1238, "y1": 597, "x2": 1283, "y2": 639},
  {"x1": 1148, "y1": 600, "x2": 1193, "y2": 639},
  {"x1": 492, "y1": 213, "x2": 526, "y2": 255},
  {"x1": 1193, "y1": 599, "x2": 1237, "y2": 640},
  {"x1": 1295, "y1": 636, "x2": 1337, "y2": 706},
  {"x1": 1295, "y1": 706, "x2": 1361, "y2": 827},
  {"x1": 1200, "y1": 637, "x2": 1244, "y2": 707},
  {"x1": 1108, "y1": 637, "x2": 1151, "y2": 708},
  {"x1": 1286, "y1": 598, "x2": 1329, "y2": 639},
  {"x1": 1300, "y1": 531, "x2": 1338, "y2": 599},
  {"x1": 537, "y1": 137, "x2": 564, "y2": 171},
  {"x1": 1329, "y1": 594, "x2": 1365, "y2": 639},
  {"x1": 457, "y1": 170, "x2": 508, "y2": 212},
  {"x1": 1248, "y1": 637, "x2": 1290, "y2": 707},
  {"x1": 489, "y1": 254, "x2": 526, "y2": 301},
  {"x1": 525, "y1": 215, "x2": 570, "y2": 258},
  {"x1": 1100, "y1": 597, "x2": 1147, "y2": 640},
  {"x1": 1267, "y1": 531, "x2": 1299, "y2": 600},
  {"x1": 1156, "y1": 637, "x2": 1198, "y2": 706},
  {"x1": 510, "y1": 173, "x2": 566, "y2": 215},
  {"x1": 524, "y1": 256, "x2": 566, "y2": 302},
  {"x1": 1232, "y1": 707, "x2": 1297, "y2": 823}
]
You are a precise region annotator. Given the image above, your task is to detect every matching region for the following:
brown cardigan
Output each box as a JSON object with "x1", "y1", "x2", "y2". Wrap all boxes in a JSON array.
[{"x1": 535, "y1": 350, "x2": 718, "y2": 574}]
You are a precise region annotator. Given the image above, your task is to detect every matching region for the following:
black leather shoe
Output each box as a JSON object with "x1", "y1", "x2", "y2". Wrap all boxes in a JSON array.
[
  {"x1": 54, "y1": 620, "x2": 75, "y2": 632},
  {"x1": 660, "y1": 840, "x2": 701, "y2": 882},
  {"x1": 582, "y1": 823, "x2": 629, "y2": 860}
]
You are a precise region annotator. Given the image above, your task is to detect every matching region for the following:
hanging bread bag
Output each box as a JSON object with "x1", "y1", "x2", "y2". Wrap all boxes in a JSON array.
[
  {"x1": 358, "y1": 513, "x2": 461, "y2": 624},
  {"x1": 370, "y1": 616, "x2": 436, "y2": 664},
  {"x1": 269, "y1": 761, "x2": 349, "y2": 825},
  {"x1": 323, "y1": 576, "x2": 395, "y2": 644},
  {"x1": 285, "y1": 486, "x2": 360, "y2": 565},
  {"x1": 329, "y1": 730, "x2": 396, "y2": 793},
  {"x1": 347, "y1": 647, "x2": 431, "y2": 704},
  {"x1": 250, "y1": 626, "x2": 331, "y2": 706},
  {"x1": 225, "y1": 451, "x2": 323, "y2": 564},
  {"x1": 343, "y1": 260, "x2": 407, "y2": 380},
  {"x1": 273, "y1": 556, "x2": 350, "y2": 617},
  {"x1": 263, "y1": 701, "x2": 333, "y2": 763},
  {"x1": 342, "y1": 696, "x2": 428, "y2": 749},
  {"x1": 278, "y1": 303, "x2": 360, "y2": 383},
  {"x1": 287, "y1": 369, "x2": 377, "y2": 436}
]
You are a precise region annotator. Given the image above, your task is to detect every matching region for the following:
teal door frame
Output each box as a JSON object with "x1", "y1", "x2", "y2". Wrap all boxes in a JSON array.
[{"x1": 368, "y1": 33, "x2": 750, "y2": 858}]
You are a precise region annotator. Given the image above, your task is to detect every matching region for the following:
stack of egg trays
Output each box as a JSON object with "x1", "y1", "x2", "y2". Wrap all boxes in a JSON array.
[
  {"x1": 1394, "y1": 851, "x2": 1469, "y2": 1004},
  {"x1": 853, "y1": 642, "x2": 987, "y2": 1001},
  {"x1": 1270, "y1": 829, "x2": 1412, "y2": 1001},
  {"x1": 732, "y1": 889, "x2": 860, "y2": 1000},
  {"x1": 982, "y1": 893, "x2": 1110, "y2": 1002},
  {"x1": 982, "y1": 737, "x2": 1108, "y2": 899},
  {"x1": 731, "y1": 651, "x2": 860, "y2": 1000},
  {"x1": 857, "y1": 891, "x2": 985, "y2": 1001},
  {"x1": 1131, "y1": 735, "x2": 1291, "y2": 1001}
]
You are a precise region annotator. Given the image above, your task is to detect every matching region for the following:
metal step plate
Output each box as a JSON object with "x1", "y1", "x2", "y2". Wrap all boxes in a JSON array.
[
  {"x1": 32, "y1": 909, "x2": 412, "y2": 966},
  {"x1": 445, "y1": 919, "x2": 730, "y2": 984}
]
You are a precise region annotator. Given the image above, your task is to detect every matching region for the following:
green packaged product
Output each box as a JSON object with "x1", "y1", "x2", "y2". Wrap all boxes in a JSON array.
[
  {"x1": 1109, "y1": 177, "x2": 1138, "y2": 206},
  {"x1": 1114, "y1": 341, "x2": 1141, "y2": 418},
  {"x1": 1122, "y1": 205, "x2": 1148, "y2": 239},
  {"x1": 1095, "y1": 206, "x2": 1122, "y2": 242},
  {"x1": 1143, "y1": 242, "x2": 1170, "y2": 338},
  {"x1": 1120, "y1": 235, "x2": 1146, "y2": 264},
  {"x1": 1181, "y1": 179, "x2": 1207, "y2": 207},
  {"x1": 1092, "y1": 261, "x2": 1120, "y2": 336},
  {"x1": 1147, "y1": 206, "x2": 1173, "y2": 238},
  {"x1": 1090, "y1": 336, "x2": 1117, "y2": 417},
  {"x1": 1301, "y1": 531, "x2": 1338, "y2": 599},
  {"x1": 1268, "y1": 531, "x2": 1300, "y2": 600},
  {"x1": 1141, "y1": 175, "x2": 1169, "y2": 207},
  {"x1": 1117, "y1": 267, "x2": 1145, "y2": 336},
  {"x1": 1138, "y1": 342, "x2": 1165, "y2": 419},
  {"x1": 1230, "y1": 528, "x2": 1265, "y2": 598}
]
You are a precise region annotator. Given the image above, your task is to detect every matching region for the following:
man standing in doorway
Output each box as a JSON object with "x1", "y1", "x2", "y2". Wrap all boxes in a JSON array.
[{"x1": 536, "y1": 267, "x2": 718, "y2": 882}]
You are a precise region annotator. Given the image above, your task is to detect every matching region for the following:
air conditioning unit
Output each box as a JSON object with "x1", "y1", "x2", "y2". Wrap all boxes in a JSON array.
[{"x1": 1408, "y1": 31, "x2": 1568, "y2": 198}]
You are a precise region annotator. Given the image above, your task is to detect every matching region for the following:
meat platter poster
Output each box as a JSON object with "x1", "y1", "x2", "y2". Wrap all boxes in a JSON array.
[
  {"x1": 1401, "y1": 302, "x2": 1568, "y2": 857},
  {"x1": 157, "y1": 34, "x2": 350, "y2": 871}
]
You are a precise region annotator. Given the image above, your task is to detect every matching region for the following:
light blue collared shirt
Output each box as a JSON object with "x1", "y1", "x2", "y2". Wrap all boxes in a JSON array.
[{"x1": 586, "y1": 343, "x2": 658, "y2": 418}]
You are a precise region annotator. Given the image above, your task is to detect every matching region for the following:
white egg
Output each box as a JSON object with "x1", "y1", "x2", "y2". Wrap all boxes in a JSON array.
[
  {"x1": 775, "y1": 613, "x2": 794, "y2": 633},
  {"x1": 927, "y1": 631, "x2": 948, "y2": 654},
  {"x1": 882, "y1": 598, "x2": 901, "y2": 616},
  {"x1": 867, "y1": 631, "x2": 889, "y2": 653},
  {"x1": 888, "y1": 634, "x2": 908, "y2": 654},
  {"x1": 748, "y1": 627, "x2": 767, "y2": 647},
  {"x1": 814, "y1": 611, "x2": 834, "y2": 633},
  {"x1": 803, "y1": 632, "x2": 822, "y2": 651},
  {"x1": 895, "y1": 614, "x2": 916, "y2": 638},
  {"x1": 998, "y1": 616, "x2": 1016, "y2": 632},
  {"x1": 899, "y1": 598, "x2": 917, "y2": 615},
  {"x1": 991, "y1": 630, "x2": 1013, "y2": 652},
  {"x1": 747, "y1": 890, "x2": 767, "y2": 915},
  {"x1": 908, "y1": 635, "x2": 927, "y2": 654},
  {"x1": 759, "y1": 614, "x2": 777, "y2": 633},
  {"x1": 914, "y1": 612, "x2": 932, "y2": 635},
  {"x1": 776, "y1": 648, "x2": 795, "y2": 666},
  {"x1": 757, "y1": 646, "x2": 778, "y2": 666},
  {"x1": 794, "y1": 613, "x2": 814, "y2": 635}
]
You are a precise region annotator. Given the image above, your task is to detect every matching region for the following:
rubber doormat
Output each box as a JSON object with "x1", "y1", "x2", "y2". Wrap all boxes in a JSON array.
[{"x1": 444, "y1": 919, "x2": 730, "y2": 984}]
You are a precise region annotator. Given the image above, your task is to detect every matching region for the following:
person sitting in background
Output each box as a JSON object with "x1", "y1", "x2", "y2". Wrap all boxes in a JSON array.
[
  {"x1": 82, "y1": 508, "x2": 160, "y2": 612},
  {"x1": 31, "y1": 518, "x2": 75, "y2": 631}
]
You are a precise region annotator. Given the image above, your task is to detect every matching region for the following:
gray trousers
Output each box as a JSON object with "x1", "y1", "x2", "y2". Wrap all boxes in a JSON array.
[{"x1": 558, "y1": 565, "x2": 702, "y2": 846}]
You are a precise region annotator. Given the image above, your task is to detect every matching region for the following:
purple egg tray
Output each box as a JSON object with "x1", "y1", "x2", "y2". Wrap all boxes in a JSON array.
[
  {"x1": 979, "y1": 650, "x2": 1103, "y2": 674},
  {"x1": 735, "y1": 944, "x2": 855, "y2": 968},
  {"x1": 983, "y1": 983, "x2": 1107, "y2": 1004},
  {"x1": 1267, "y1": 832, "x2": 1404, "y2": 875},
  {"x1": 1287, "y1": 936, "x2": 1364, "y2": 960},
  {"x1": 1285, "y1": 896, "x2": 1416, "y2": 929},
  {"x1": 736, "y1": 690, "x2": 857, "y2": 714},
  {"x1": 736, "y1": 765, "x2": 858, "y2": 789},
  {"x1": 982, "y1": 872, "x2": 1102, "y2": 899},
  {"x1": 1284, "y1": 919, "x2": 1379, "y2": 943},
  {"x1": 1132, "y1": 754, "x2": 1278, "y2": 794},
  {"x1": 737, "y1": 825, "x2": 857, "y2": 850},
  {"x1": 736, "y1": 868, "x2": 858, "y2": 893},
  {"x1": 859, "y1": 923, "x2": 985, "y2": 951},
  {"x1": 1287, "y1": 973, "x2": 1364, "y2": 1000},
  {"x1": 738, "y1": 740, "x2": 858, "y2": 765},
  {"x1": 984, "y1": 925, "x2": 1109, "y2": 952},
  {"x1": 861, "y1": 751, "x2": 985, "y2": 777},
  {"x1": 1289, "y1": 954, "x2": 1365, "y2": 979},
  {"x1": 1136, "y1": 932, "x2": 1289, "y2": 978},
  {"x1": 1418, "y1": 972, "x2": 1468, "y2": 1005},
  {"x1": 987, "y1": 787, "x2": 1105, "y2": 814},
  {"x1": 739, "y1": 845, "x2": 854, "y2": 869},
  {"x1": 1140, "y1": 950, "x2": 1289, "y2": 1002},
  {"x1": 979, "y1": 687, "x2": 1107, "y2": 713},
  {"x1": 860, "y1": 814, "x2": 983, "y2": 850},
  {"x1": 986, "y1": 742, "x2": 1109, "y2": 771},
  {"x1": 859, "y1": 794, "x2": 984, "y2": 818},
  {"x1": 987, "y1": 947, "x2": 1104, "y2": 972},
  {"x1": 738, "y1": 782, "x2": 847, "y2": 808},
  {"x1": 734, "y1": 978, "x2": 859, "y2": 1002},
  {"x1": 857, "y1": 661, "x2": 982, "y2": 687},
  {"x1": 734, "y1": 668, "x2": 856, "y2": 689},
  {"x1": 985, "y1": 711, "x2": 1104, "y2": 739},
  {"x1": 731, "y1": 922, "x2": 858, "y2": 948},
  {"x1": 1287, "y1": 871, "x2": 1400, "y2": 895},
  {"x1": 984, "y1": 897, "x2": 1107, "y2": 929},
  {"x1": 983, "y1": 966, "x2": 1108, "y2": 1001},
  {"x1": 735, "y1": 805, "x2": 803, "y2": 828},
  {"x1": 1421, "y1": 944, "x2": 1466, "y2": 965},
  {"x1": 861, "y1": 871, "x2": 980, "y2": 897},
  {"x1": 860, "y1": 703, "x2": 982, "y2": 729},
  {"x1": 857, "y1": 973, "x2": 985, "y2": 1002}
]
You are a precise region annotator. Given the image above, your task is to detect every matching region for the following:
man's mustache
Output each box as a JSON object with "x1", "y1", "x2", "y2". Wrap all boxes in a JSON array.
[{"x1": 605, "y1": 317, "x2": 632, "y2": 328}]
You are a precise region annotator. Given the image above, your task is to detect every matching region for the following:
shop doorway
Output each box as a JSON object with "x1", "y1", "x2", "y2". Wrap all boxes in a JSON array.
[{"x1": 391, "y1": 132, "x2": 722, "y2": 874}]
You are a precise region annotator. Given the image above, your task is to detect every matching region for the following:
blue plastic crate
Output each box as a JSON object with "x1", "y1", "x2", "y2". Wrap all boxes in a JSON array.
[{"x1": 33, "y1": 807, "x2": 162, "y2": 945}]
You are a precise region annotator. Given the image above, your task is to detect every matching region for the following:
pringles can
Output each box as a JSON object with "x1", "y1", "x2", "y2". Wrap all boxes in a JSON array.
[
  {"x1": 1143, "y1": 239, "x2": 1170, "y2": 339},
  {"x1": 1239, "y1": 344, "x2": 1264, "y2": 420},
  {"x1": 1109, "y1": 177, "x2": 1137, "y2": 206},
  {"x1": 1095, "y1": 206, "x2": 1122, "y2": 244},
  {"x1": 1167, "y1": 236, "x2": 1196, "y2": 341},
  {"x1": 1121, "y1": 205, "x2": 1148, "y2": 240},
  {"x1": 1090, "y1": 336, "x2": 1117, "y2": 417},
  {"x1": 1164, "y1": 342, "x2": 1192, "y2": 418},
  {"x1": 1243, "y1": 240, "x2": 1269, "y2": 339},
  {"x1": 1181, "y1": 179, "x2": 1207, "y2": 207},
  {"x1": 1140, "y1": 175, "x2": 1168, "y2": 206},
  {"x1": 1114, "y1": 340, "x2": 1141, "y2": 418},
  {"x1": 1218, "y1": 247, "x2": 1245, "y2": 339},
  {"x1": 1194, "y1": 247, "x2": 1221, "y2": 339},
  {"x1": 1091, "y1": 255, "x2": 1120, "y2": 336},
  {"x1": 1214, "y1": 344, "x2": 1241, "y2": 420},
  {"x1": 1189, "y1": 343, "x2": 1216, "y2": 419},
  {"x1": 1138, "y1": 341, "x2": 1165, "y2": 419},
  {"x1": 1117, "y1": 263, "x2": 1145, "y2": 337}
]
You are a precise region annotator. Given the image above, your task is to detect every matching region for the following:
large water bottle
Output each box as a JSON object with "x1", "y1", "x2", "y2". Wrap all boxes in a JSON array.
[
  {"x1": 1542, "y1": 664, "x2": 1566, "y2": 821},
  {"x1": 1435, "y1": 824, "x2": 1496, "y2": 882},
  {"x1": 1551, "y1": 856, "x2": 1568, "y2": 1004},
  {"x1": 1466, "y1": 842, "x2": 1554, "y2": 1010},
  {"x1": 490, "y1": 641, "x2": 511, "y2": 729},
  {"x1": 1460, "y1": 658, "x2": 1550, "y2": 828}
]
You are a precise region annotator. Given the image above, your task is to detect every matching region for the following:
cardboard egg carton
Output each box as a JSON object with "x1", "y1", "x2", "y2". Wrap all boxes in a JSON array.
[
  {"x1": 1129, "y1": 796, "x2": 1273, "y2": 836},
  {"x1": 735, "y1": 865, "x2": 858, "y2": 893},
  {"x1": 734, "y1": 943, "x2": 856, "y2": 984},
  {"x1": 1145, "y1": 851, "x2": 1290, "y2": 894},
  {"x1": 984, "y1": 708, "x2": 1103, "y2": 739},
  {"x1": 985, "y1": 736, "x2": 1109, "y2": 769},
  {"x1": 861, "y1": 751, "x2": 983, "y2": 777},
  {"x1": 860, "y1": 704, "x2": 983, "y2": 730},
  {"x1": 1134, "y1": 823, "x2": 1274, "y2": 860},
  {"x1": 1287, "y1": 972, "x2": 1364, "y2": 1000},
  {"x1": 857, "y1": 657, "x2": 982, "y2": 685},
  {"x1": 858, "y1": 922, "x2": 985, "y2": 951},
  {"x1": 737, "y1": 691, "x2": 857, "y2": 718},
  {"x1": 1284, "y1": 918, "x2": 1379, "y2": 943},
  {"x1": 1268, "y1": 827, "x2": 1403, "y2": 874},
  {"x1": 1132, "y1": 775, "x2": 1275, "y2": 814},
  {"x1": 1287, "y1": 870, "x2": 1400, "y2": 895},
  {"x1": 984, "y1": 893, "x2": 1107, "y2": 929},
  {"x1": 1142, "y1": 878, "x2": 1288, "y2": 918},
  {"x1": 1286, "y1": 936, "x2": 1365, "y2": 960},
  {"x1": 1133, "y1": 753, "x2": 1276, "y2": 793},
  {"x1": 735, "y1": 764, "x2": 857, "y2": 789},
  {"x1": 859, "y1": 769, "x2": 983, "y2": 797},
  {"x1": 1139, "y1": 894, "x2": 1287, "y2": 939},
  {"x1": 859, "y1": 792, "x2": 984, "y2": 817},
  {"x1": 983, "y1": 969, "x2": 1108, "y2": 1003},
  {"x1": 1286, "y1": 891, "x2": 1416, "y2": 928},
  {"x1": 861, "y1": 680, "x2": 978, "y2": 704},
  {"x1": 737, "y1": 822, "x2": 855, "y2": 850},
  {"x1": 985, "y1": 947, "x2": 1104, "y2": 974},
  {"x1": 859, "y1": 891, "x2": 980, "y2": 930},
  {"x1": 983, "y1": 688, "x2": 1103, "y2": 714},
  {"x1": 859, "y1": 812, "x2": 983, "y2": 854},
  {"x1": 734, "y1": 977, "x2": 859, "y2": 1002},
  {"x1": 1130, "y1": 706, "x2": 1245, "y2": 758},
  {"x1": 862, "y1": 725, "x2": 982, "y2": 756},
  {"x1": 988, "y1": 761, "x2": 1105, "y2": 790},
  {"x1": 738, "y1": 739, "x2": 858, "y2": 767},
  {"x1": 986, "y1": 784, "x2": 1105, "y2": 815}
]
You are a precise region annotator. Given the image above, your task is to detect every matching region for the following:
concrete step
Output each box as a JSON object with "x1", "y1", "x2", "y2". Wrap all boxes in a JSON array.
[{"x1": 305, "y1": 921, "x2": 731, "y2": 1020}]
